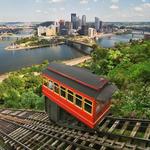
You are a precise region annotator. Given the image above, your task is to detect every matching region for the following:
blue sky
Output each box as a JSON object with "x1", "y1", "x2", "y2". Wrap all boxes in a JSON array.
[{"x1": 0, "y1": 0, "x2": 150, "y2": 22}]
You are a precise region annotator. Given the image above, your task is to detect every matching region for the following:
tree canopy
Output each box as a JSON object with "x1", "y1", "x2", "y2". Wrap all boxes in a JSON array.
[
  {"x1": 0, "y1": 61, "x2": 49, "y2": 110},
  {"x1": 80, "y1": 39, "x2": 150, "y2": 119}
]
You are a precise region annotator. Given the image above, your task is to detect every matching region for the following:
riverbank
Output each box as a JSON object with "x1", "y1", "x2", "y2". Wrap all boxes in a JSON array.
[
  {"x1": 96, "y1": 33, "x2": 115, "y2": 39},
  {"x1": 0, "y1": 56, "x2": 92, "y2": 82},
  {"x1": 0, "y1": 74, "x2": 9, "y2": 83},
  {"x1": 62, "y1": 55, "x2": 91, "y2": 66},
  {"x1": 5, "y1": 42, "x2": 65, "y2": 51}
]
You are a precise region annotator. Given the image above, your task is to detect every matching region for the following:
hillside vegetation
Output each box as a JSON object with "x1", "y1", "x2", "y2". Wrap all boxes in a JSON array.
[
  {"x1": 0, "y1": 40, "x2": 150, "y2": 119},
  {"x1": 0, "y1": 60, "x2": 49, "y2": 110},
  {"x1": 80, "y1": 40, "x2": 150, "y2": 119}
]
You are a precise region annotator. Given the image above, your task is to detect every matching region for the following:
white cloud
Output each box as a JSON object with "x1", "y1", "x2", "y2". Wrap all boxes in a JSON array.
[
  {"x1": 36, "y1": 10, "x2": 49, "y2": 14},
  {"x1": 137, "y1": 13, "x2": 144, "y2": 17},
  {"x1": 60, "y1": 7, "x2": 65, "y2": 10},
  {"x1": 121, "y1": 14, "x2": 127, "y2": 18},
  {"x1": 110, "y1": 5, "x2": 119, "y2": 9},
  {"x1": 134, "y1": 6, "x2": 143, "y2": 11},
  {"x1": 44, "y1": 11, "x2": 48, "y2": 14},
  {"x1": 133, "y1": 2, "x2": 150, "y2": 13},
  {"x1": 111, "y1": 0, "x2": 119, "y2": 3},
  {"x1": 141, "y1": 0, "x2": 146, "y2": 2},
  {"x1": 80, "y1": 0, "x2": 88, "y2": 4},
  {"x1": 36, "y1": 10, "x2": 42, "y2": 13},
  {"x1": 93, "y1": 0, "x2": 98, "y2": 2},
  {"x1": 143, "y1": 3, "x2": 150, "y2": 8},
  {"x1": 49, "y1": 7, "x2": 57, "y2": 12},
  {"x1": 35, "y1": 0, "x2": 40, "y2": 3},
  {"x1": 86, "y1": 7, "x2": 91, "y2": 11},
  {"x1": 49, "y1": 0, "x2": 64, "y2": 3}
]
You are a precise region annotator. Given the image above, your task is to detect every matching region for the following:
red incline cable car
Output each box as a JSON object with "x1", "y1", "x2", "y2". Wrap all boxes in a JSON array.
[{"x1": 42, "y1": 63, "x2": 117, "y2": 128}]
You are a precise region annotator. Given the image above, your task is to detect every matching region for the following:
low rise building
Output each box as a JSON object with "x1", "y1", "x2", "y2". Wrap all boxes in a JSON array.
[
  {"x1": 88, "y1": 28, "x2": 97, "y2": 38},
  {"x1": 46, "y1": 25, "x2": 56, "y2": 36},
  {"x1": 37, "y1": 26, "x2": 47, "y2": 36},
  {"x1": 37, "y1": 25, "x2": 56, "y2": 37}
]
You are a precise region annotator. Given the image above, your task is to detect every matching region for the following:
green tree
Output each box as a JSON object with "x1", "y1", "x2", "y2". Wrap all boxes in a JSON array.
[
  {"x1": 21, "y1": 90, "x2": 44, "y2": 109},
  {"x1": 4, "y1": 89, "x2": 21, "y2": 108},
  {"x1": 82, "y1": 39, "x2": 150, "y2": 119},
  {"x1": 24, "y1": 74, "x2": 43, "y2": 95},
  {"x1": 3, "y1": 75, "x2": 25, "y2": 92}
]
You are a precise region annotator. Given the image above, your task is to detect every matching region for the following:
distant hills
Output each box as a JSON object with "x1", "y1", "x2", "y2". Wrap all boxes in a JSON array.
[
  {"x1": 0, "y1": 22, "x2": 40, "y2": 26},
  {"x1": 0, "y1": 21, "x2": 150, "y2": 29},
  {"x1": 37, "y1": 21, "x2": 55, "y2": 27}
]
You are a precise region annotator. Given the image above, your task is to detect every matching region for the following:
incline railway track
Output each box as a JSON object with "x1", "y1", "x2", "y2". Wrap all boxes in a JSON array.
[{"x1": 0, "y1": 109, "x2": 150, "y2": 150}]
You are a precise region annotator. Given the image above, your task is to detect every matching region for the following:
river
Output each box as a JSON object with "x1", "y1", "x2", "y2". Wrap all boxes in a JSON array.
[
  {"x1": 96, "y1": 33, "x2": 144, "y2": 48},
  {"x1": 0, "y1": 32, "x2": 144, "y2": 74},
  {"x1": 0, "y1": 39, "x2": 83, "y2": 74}
]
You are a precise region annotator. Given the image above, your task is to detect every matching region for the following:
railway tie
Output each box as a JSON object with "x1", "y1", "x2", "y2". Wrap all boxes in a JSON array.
[{"x1": 0, "y1": 109, "x2": 150, "y2": 150}]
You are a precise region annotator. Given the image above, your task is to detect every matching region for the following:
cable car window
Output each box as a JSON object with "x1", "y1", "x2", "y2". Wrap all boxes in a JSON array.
[
  {"x1": 54, "y1": 83, "x2": 59, "y2": 94},
  {"x1": 85, "y1": 99, "x2": 92, "y2": 105},
  {"x1": 75, "y1": 94, "x2": 82, "y2": 108},
  {"x1": 84, "y1": 99, "x2": 92, "y2": 114},
  {"x1": 67, "y1": 90, "x2": 74, "y2": 103},
  {"x1": 48, "y1": 81, "x2": 53, "y2": 90},
  {"x1": 60, "y1": 86, "x2": 66, "y2": 98}
]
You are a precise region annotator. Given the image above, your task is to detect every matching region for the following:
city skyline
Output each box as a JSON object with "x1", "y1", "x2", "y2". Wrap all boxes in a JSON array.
[{"x1": 0, "y1": 0, "x2": 150, "y2": 22}]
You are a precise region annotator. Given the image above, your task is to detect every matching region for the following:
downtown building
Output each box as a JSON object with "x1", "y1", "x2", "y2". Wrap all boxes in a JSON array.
[
  {"x1": 78, "y1": 25, "x2": 88, "y2": 35},
  {"x1": 59, "y1": 20, "x2": 68, "y2": 35},
  {"x1": 95, "y1": 17, "x2": 103, "y2": 32},
  {"x1": 88, "y1": 28, "x2": 97, "y2": 38},
  {"x1": 37, "y1": 25, "x2": 56, "y2": 37},
  {"x1": 37, "y1": 26, "x2": 47, "y2": 36},
  {"x1": 95, "y1": 17, "x2": 100, "y2": 32},
  {"x1": 59, "y1": 20, "x2": 74, "y2": 35},
  {"x1": 82, "y1": 15, "x2": 86, "y2": 26},
  {"x1": 71, "y1": 13, "x2": 77, "y2": 29},
  {"x1": 71, "y1": 13, "x2": 82, "y2": 30},
  {"x1": 65, "y1": 21, "x2": 73, "y2": 35},
  {"x1": 46, "y1": 25, "x2": 56, "y2": 36}
]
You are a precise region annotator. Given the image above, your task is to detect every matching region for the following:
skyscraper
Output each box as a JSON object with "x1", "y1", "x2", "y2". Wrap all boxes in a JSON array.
[
  {"x1": 79, "y1": 25, "x2": 88, "y2": 35},
  {"x1": 59, "y1": 20, "x2": 66, "y2": 35},
  {"x1": 82, "y1": 15, "x2": 86, "y2": 26},
  {"x1": 88, "y1": 28, "x2": 97, "y2": 38},
  {"x1": 76, "y1": 16, "x2": 82, "y2": 29},
  {"x1": 65, "y1": 21, "x2": 73, "y2": 35},
  {"x1": 95, "y1": 17, "x2": 100, "y2": 32},
  {"x1": 71, "y1": 13, "x2": 77, "y2": 29},
  {"x1": 99, "y1": 21, "x2": 103, "y2": 32}
]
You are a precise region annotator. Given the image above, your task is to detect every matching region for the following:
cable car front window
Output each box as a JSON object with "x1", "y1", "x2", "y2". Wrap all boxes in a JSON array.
[{"x1": 96, "y1": 101, "x2": 105, "y2": 114}]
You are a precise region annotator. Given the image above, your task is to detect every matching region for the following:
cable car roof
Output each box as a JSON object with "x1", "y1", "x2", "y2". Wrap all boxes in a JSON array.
[{"x1": 43, "y1": 63, "x2": 117, "y2": 102}]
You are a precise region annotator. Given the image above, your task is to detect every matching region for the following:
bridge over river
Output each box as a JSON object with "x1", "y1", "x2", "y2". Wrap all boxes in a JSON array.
[
  {"x1": 0, "y1": 33, "x2": 34, "y2": 39},
  {"x1": 65, "y1": 39, "x2": 93, "y2": 55},
  {"x1": 131, "y1": 30, "x2": 145, "y2": 37}
]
